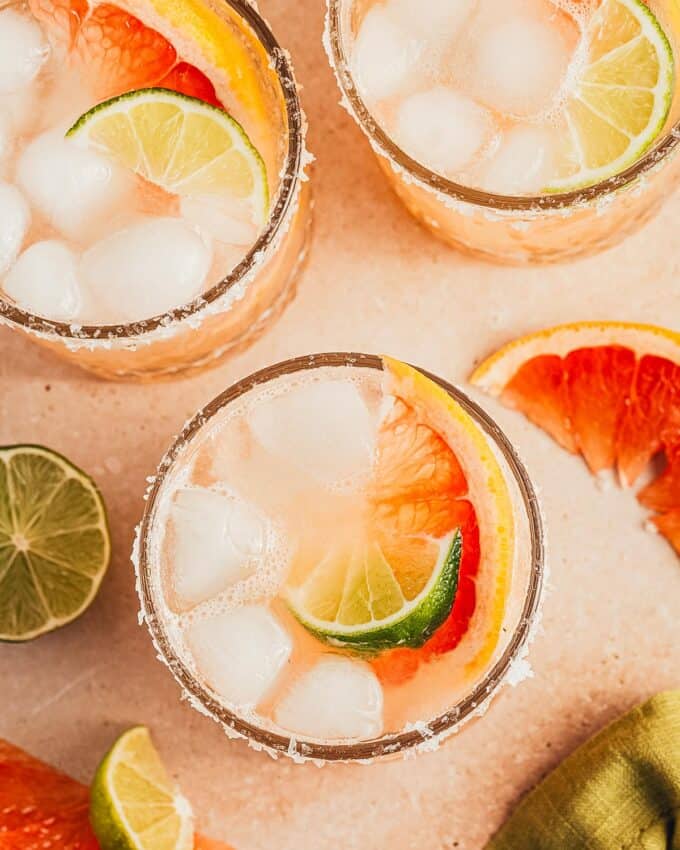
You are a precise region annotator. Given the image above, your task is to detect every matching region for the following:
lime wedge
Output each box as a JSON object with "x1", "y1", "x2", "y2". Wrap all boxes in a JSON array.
[
  {"x1": 90, "y1": 726, "x2": 194, "y2": 850},
  {"x1": 67, "y1": 88, "x2": 269, "y2": 225},
  {"x1": 548, "y1": 0, "x2": 674, "y2": 192},
  {"x1": 0, "y1": 445, "x2": 110, "y2": 642},
  {"x1": 287, "y1": 530, "x2": 461, "y2": 653}
]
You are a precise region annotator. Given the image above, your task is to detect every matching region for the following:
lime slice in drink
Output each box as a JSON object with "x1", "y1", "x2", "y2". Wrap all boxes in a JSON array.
[
  {"x1": 67, "y1": 88, "x2": 269, "y2": 225},
  {"x1": 547, "y1": 0, "x2": 674, "y2": 192},
  {"x1": 0, "y1": 445, "x2": 110, "y2": 642},
  {"x1": 90, "y1": 726, "x2": 194, "y2": 850},
  {"x1": 287, "y1": 530, "x2": 461, "y2": 654}
]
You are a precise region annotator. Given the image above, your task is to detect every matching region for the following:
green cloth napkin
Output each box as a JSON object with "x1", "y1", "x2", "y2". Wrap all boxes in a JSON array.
[{"x1": 486, "y1": 691, "x2": 680, "y2": 850}]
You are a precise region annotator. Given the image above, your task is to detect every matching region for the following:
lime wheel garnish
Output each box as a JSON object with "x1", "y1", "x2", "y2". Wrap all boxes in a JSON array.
[{"x1": 548, "y1": 0, "x2": 674, "y2": 192}]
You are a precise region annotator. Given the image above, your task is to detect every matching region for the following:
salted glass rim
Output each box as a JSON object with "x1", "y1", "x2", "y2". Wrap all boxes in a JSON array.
[
  {"x1": 136, "y1": 352, "x2": 545, "y2": 763},
  {"x1": 326, "y1": 0, "x2": 680, "y2": 212},
  {"x1": 0, "y1": 0, "x2": 305, "y2": 341}
]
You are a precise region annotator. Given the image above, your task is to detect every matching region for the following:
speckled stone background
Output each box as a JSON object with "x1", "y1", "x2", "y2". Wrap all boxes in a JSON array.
[{"x1": 1, "y1": 0, "x2": 679, "y2": 847}]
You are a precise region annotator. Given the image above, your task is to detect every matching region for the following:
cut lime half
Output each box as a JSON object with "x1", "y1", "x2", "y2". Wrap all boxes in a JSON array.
[
  {"x1": 67, "y1": 88, "x2": 269, "y2": 226},
  {"x1": 0, "y1": 444, "x2": 110, "y2": 642},
  {"x1": 90, "y1": 726, "x2": 194, "y2": 850},
  {"x1": 287, "y1": 529, "x2": 461, "y2": 654},
  {"x1": 547, "y1": 0, "x2": 674, "y2": 192}
]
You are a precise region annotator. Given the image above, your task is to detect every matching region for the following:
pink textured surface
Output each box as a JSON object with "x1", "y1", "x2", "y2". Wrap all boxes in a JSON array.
[{"x1": 0, "y1": 0, "x2": 679, "y2": 847}]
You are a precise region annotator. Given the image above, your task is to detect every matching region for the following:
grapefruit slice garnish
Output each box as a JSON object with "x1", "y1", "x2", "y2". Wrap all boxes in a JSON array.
[
  {"x1": 0, "y1": 738, "x2": 233, "y2": 850},
  {"x1": 29, "y1": 0, "x2": 224, "y2": 106},
  {"x1": 29, "y1": 0, "x2": 276, "y2": 125},
  {"x1": 287, "y1": 357, "x2": 514, "y2": 682},
  {"x1": 471, "y1": 321, "x2": 680, "y2": 554}
]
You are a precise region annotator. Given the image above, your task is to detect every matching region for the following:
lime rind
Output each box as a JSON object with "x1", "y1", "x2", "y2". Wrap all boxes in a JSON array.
[
  {"x1": 67, "y1": 87, "x2": 269, "y2": 225},
  {"x1": 0, "y1": 444, "x2": 110, "y2": 643},
  {"x1": 546, "y1": 0, "x2": 674, "y2": 193},
  {"x1": 90, "y1": 726, "x2": 194, "y2": 850},
  {"x1": 287, "y1": 530, "x2": 462, "y2": 654}
]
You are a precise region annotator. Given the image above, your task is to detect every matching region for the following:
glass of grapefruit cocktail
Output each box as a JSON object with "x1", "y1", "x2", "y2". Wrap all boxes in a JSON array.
[
  {"x1": 326, "y1": 0, "x2": 680, "y2": 263},
  {"x1": 0, "y1": 0, "x2": 310, "y2": 379},
  {"x1": 135, "y1": 353, "x2": 544, "y2": 762}
]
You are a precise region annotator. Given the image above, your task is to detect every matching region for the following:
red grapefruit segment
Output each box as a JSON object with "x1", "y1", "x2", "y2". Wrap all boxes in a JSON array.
[
  {"x1": 0, "y1": 740, "x2": 98, "y2": 850},
  {"x1": 503, "y1": 354, "x2": 578, "y2": 453},
  {"x1": 31, "y1": 0, "x2": 225, "y2": 106},
  {"x1": 617, "y1": 355, "x2": 680, "y2": 486},
  {"x1": 77, "y1": 4, "x2": 177, "y2": 99},
  {"x1": 651, "y1": 510, "x2": 680, "y2": 552},
  {"x1": 159, "y1": 61, "x2": 222, "y2": 108},
  {"x1": 29, "y1": 0, "x2": 88, "y2": 48},
  {"x1": 472, "y1": 323, "x2": 680, "y2": 556},
  {"x1": 566, "y1": 346, "x2": 636, "y2": 473}
]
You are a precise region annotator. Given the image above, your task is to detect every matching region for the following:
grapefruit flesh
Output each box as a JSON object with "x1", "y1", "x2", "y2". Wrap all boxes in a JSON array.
[
  {"x1": 472, "y1": 323, "x2": 680, "y2": 554},
  {"x1": 0, "y1": 739, "x2": 233, "y2": 850},
  {"x1": 0, "y1": 739, "x2": 98, "y2": 850},
  {"x1": 369, "y1": 358, "x2": 513, "y2": 685},
  {"x1": 29, "y1": 0, "x2": 224, "y2": 105}
]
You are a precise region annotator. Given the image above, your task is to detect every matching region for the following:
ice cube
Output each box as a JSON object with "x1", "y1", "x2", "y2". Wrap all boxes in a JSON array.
[
  {"x1": 274, "y1": 657, "x2": 384, "y2": 740},
  {"x1": 478, "y1": 124, "x2": 557, "y2": 194},
  {"x1": 186, "y1": 605, "x2": 292, "y2": 707},
  {"x1": 393, "y1": 87, "x2": 494, "y2": 177},
  {"x1": 0, "y1": 183, "x2": 30, "y2": 275},
  {"x1": 0, "y1": 9, "x2": 49, "y2": 94},
  {"x1": 16, "y1": 130, "x2": 135, "y2": 242},
  {"x1": 464, "y1": 2, "x2": 576, "y2": 117},
  {"x1": 4, "y1": 240, "x2": 82, "y2": 321},
  {"x1": 80, "y1": 218, "x2": 212, "y2": 323},
  {"x1": 249, "y1": 378, "x2": 377, "y2": 488},
  {"x1": 180, "y1": 196, "x2": 259, "y2": 246},
  {"x1": 169, "y1": 487, "x2": 268, "y2": 608},
  {"x1": 352, "y1": 5, "x2": 422, "y2": 102},
  {"x1": 390, "y1": 0, "x2": 476, "y2": 44}
]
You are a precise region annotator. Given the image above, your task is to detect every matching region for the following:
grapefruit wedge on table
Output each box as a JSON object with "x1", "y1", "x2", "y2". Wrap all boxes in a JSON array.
[
  {"x1": 471, "y1": 322, "x2": 680, "y2": 554},
  {"x1": 288, "y1": 357, "x2": 514, "y2": 685},
  {"x1": 0, "y1": 739, "x2": 233, "y2": 850}
]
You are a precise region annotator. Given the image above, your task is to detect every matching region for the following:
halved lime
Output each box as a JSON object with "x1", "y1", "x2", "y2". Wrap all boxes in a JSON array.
[
  {"x1": 287, "y1": 530, "x2": 461, "y2": 653},
  {"x1": 0, "y1": 445, "x2": 110, "y2": 642},
  {"x1": 548, "y1": 0, "x2": 674, "y2": 192},
  {"x1": 67, "y1": 88, "x2": 269, "y2": 225},
  {"x1": 90, "y1": 726, "x2": 194, "y2": 850}
]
